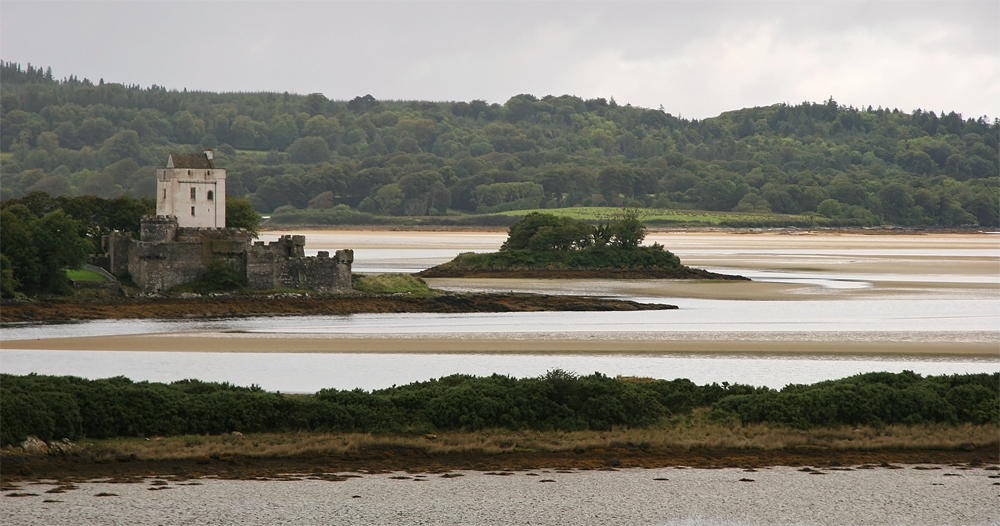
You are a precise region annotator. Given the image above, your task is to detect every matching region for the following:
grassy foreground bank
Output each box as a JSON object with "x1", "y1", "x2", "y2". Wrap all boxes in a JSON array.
[
  {"x1": 3, "y1": 421, "x2": 997, "y2": 484},
  {"x1": 74, "y1": 418, "x2": 1000, "y2": 462}
]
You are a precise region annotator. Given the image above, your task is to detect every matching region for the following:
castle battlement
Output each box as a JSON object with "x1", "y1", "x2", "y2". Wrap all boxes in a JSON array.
[{"x1": 250, "y1": 235, "x2": 305, "y2": 257}]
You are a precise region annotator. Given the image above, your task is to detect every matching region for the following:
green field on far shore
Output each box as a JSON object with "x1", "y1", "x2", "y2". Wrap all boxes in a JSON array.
[
  {"x1": 263, "y1": 205, "x2": 827, "y2": 228},
  {"x1": 495, "y1": 207, "x2": 819, "y2": 225}
]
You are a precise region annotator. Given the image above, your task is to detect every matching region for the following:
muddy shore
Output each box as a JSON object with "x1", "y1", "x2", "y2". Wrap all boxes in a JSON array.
[
  {"x1": 0, "y1": 293, "x2": 674, "y2": 324},
  {"x1": 2, "y1": 447, "x2": 995, "y2": 485},
  {"x1": 417, "y1": 266, "x2": 748, "y2": 280}
]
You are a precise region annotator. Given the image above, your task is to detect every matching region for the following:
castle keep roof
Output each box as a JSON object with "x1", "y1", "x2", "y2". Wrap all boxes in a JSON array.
[{"x1": 167, "y1": 151, "x2": 215, "y2": 169}]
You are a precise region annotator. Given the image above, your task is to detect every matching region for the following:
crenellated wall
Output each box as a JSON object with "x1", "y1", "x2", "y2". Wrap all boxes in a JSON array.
[
  {"x1": 104, "y1": 216, "x2": 352, "y2": 294},
  {"x1": 246, "y1": 238, "x2": 353, "y2": 293}
]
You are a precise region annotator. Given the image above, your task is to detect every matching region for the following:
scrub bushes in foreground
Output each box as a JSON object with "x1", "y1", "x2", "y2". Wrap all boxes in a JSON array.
[
  {"x1": 713, "y1": 370, "x2": 1000, "y2": 428},
  {"x1": 1, "y1": 371, "x2": 996, "y2": 446}
]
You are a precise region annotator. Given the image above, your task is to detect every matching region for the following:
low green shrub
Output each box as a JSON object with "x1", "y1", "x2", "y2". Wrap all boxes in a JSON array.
[{"x1": 2, "y1": 371, "x2": 994, "y2": 445}]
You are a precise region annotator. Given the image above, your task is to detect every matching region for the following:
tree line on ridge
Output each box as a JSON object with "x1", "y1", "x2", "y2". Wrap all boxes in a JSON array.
[{"x1": 2, "y1": 62, "x2": 997, "y2": 228}]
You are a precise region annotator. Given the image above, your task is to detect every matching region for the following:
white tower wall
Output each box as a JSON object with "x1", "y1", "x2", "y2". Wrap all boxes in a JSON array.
[{"x1": 156, "y1": 158, "x2": 226, "y2": 228}]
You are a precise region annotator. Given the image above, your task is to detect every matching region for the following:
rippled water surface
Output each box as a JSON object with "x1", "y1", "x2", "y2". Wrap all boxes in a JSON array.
[
  {"x1": 2, "y1": 467, "x2": 996, "y2": 526},
  {"x1": 4, "y1": 296, "x2": 999, "y2": 341}
]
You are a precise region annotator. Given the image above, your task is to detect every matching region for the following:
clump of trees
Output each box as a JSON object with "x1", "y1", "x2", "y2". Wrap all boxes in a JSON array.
[
  {"x1": 223, "y1": 196, "x2": 261, "y2": 237},
  {"x1": 500, "y1": 210, "x2": 646, "y2": 251},
  {"x1": 437, "y1": 211, "x2": 680, "y2": 270},
  {"x1": 2, "y1": 62, "x2": 996, "y2": 227},
  {"x1": 2, "y1": 371, "x2": 995, "y2": 446},
  {"x1": 714, "y1": 370, "x2": 999, "y2": 428},
  {"x1": 1, "y1": 203, "x2": 94, "y2": 296}
]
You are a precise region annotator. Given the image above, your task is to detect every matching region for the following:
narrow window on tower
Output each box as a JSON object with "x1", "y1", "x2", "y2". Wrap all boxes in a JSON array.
[
  {"x1": 207, "y1": 190, "x2": 214, "y2": 201},
  {"x1": 190, "y1": 188, "x2": 196, "y2": 199},
  {"x1": 191, "y1": 206, "x2": 196, "y2": 216}
]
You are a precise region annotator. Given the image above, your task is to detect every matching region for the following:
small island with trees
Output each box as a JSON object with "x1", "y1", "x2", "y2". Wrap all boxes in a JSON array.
[{"x1": 420, "y1": 210, "x2": 748, "y2": 280}]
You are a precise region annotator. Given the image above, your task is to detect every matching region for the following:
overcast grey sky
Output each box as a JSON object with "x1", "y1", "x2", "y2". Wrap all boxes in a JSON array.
[{"x1": 2, "y1": 1, "x2": 997, "y2": 119}]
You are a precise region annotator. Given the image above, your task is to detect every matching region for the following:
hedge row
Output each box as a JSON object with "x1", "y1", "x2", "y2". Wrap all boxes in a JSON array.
[{"x1": 2, "y1": 371, "x2": 995, "y2": 446}]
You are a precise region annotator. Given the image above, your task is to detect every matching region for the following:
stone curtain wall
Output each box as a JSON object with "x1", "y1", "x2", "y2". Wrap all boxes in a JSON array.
[
  {"x1": 248, "y1": 241, "x2": 352, "y2": 293},
  {"x1": 128, "y1": 239, "x2": 208, "y2": 293},
  {"x1": 103, "y1": 232, "x2": 134, "y2": 276},
  {"x1": 105, "y1": 216, "x2": 352, "y2": 294}
]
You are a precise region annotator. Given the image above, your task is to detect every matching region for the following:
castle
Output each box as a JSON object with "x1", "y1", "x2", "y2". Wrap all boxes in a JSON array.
[{"x1": 101, "y1": 150, "x2": 353, "y2": 294}]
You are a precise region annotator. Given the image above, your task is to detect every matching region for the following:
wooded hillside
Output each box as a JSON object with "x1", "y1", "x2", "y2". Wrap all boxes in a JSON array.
[{"x1": 2, "y1": 62, "x2": 997, "y2": 227}]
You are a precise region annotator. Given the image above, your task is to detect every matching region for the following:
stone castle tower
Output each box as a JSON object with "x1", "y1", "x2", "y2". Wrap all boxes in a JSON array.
[
  {"x1": 100, "y1": 151, "x2": 353, "y2": 294},
  {"x1": 157, "y1": 149, "x2": 226, "y2": 228}
]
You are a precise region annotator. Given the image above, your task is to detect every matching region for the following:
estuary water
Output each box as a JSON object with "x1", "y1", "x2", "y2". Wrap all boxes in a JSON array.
[
  {"x1": 2, "y1": 350, "x2": 996, "y2": 393},
  {"x1": 1, "y1": 231, "x2": 998, "y2": 391}
]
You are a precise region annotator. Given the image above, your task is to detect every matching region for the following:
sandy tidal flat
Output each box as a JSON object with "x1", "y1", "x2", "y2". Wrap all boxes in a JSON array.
[
  {"x1": 5, "y1": 333, "x2": 998, "y2": 356},
  {"x1": 3, "y1": 232, "x2": 998, "y2": 357}
]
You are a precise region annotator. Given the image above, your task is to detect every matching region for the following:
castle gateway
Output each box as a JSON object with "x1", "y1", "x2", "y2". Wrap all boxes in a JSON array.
[{"x1": 103, "y1": 149, "x2": 352, "y2": 294}]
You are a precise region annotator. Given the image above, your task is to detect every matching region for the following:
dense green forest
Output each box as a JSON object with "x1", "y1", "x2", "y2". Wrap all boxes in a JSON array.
[
  {"x1": 2, "y1": 371, "x2": 995, "y2": 446},
  {"x1": 2, "y1": 62, "x2": 998, "y2": 227}
]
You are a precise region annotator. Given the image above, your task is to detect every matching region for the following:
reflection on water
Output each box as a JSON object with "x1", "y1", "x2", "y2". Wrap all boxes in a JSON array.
[
  {"x1": 2, "y1": 467, "x2": 995, "y2": 526},
  {"x1": 1, "y1": 350, "x2": 996, "y2": 392},
  {"x1": 5, "y1": 297, "x2": 997, "y2": 342},
  {"x1": 717, "y1": 267, "x2": 999, "y2": 286}
]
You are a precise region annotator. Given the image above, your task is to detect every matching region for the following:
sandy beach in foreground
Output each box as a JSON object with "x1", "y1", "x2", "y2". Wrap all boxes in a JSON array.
[{"x1": 5, "y1": 334, "x2": 997, "y2": 356}]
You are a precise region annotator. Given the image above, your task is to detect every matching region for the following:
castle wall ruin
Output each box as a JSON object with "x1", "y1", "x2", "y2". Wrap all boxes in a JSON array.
[{"x1": 105, "y1": 215, "x2": 352, "y2": 294}]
